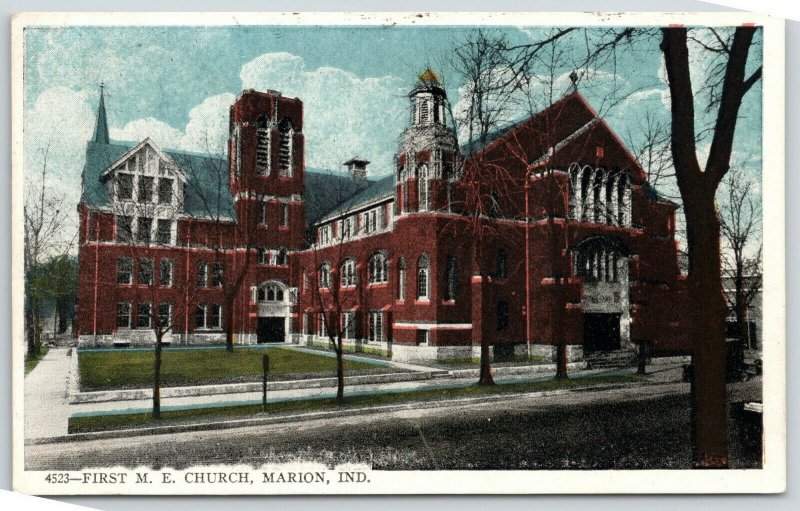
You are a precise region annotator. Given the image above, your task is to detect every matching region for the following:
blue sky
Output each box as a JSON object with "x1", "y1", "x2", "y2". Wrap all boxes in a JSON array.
[{"x1": 23, "y1": 24, "x2": 763, "y2": 247}]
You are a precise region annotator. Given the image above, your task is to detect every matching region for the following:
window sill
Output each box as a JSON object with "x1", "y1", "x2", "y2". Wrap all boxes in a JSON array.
[
  {"x1": 415, "y1": 298, "x2": 430, "y2": 304},
  {"x1": 278, "y1": 226, "x2": 289, "y2": 231},
  {"x1": 368, "y1": 282, "x2": 388, "y2": 288},
  {"x1": 442, "y1": 299, "x2": 456, "y2": 306}
]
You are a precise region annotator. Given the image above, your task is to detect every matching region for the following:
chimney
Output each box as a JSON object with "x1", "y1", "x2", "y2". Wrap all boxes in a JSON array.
[{"x1": 344, "y1": 157, "x2": 370, "y2": 180}]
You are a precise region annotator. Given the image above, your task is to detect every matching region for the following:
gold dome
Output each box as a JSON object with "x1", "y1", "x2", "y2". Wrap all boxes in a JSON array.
[{"x1": 418, "y1": 68, "x2": 441, "y2": 84}]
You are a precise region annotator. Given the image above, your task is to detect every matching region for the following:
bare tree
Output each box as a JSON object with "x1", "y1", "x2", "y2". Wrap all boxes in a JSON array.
[
  {"x1": 178, "y1": 140, "x2": 256, "y2": 353},
  {"x1": 108, "y1": 154, "x2": 185, "y2": 419},
  {"x1": 719, "y1": 166, "x2": 762, "y2": 351},
  {"x1": 24, "y1": 141, "x2": 78, "y2": 356},
  {"x1": 660, "y1": 26, "x2": 762, "y2": 468},
  {"x1": 302, "y1": 171, "x2": 374, "y2": 402}
]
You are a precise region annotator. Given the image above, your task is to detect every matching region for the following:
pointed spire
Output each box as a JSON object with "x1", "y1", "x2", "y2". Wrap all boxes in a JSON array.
[{"x1": 92, "y1": 83, "x2": 109, "y2": 144}]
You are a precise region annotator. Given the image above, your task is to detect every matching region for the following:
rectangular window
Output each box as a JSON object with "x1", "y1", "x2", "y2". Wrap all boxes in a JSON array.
[
  {"x1": 138, "y1": 176, "x2": 154, "y2": 203},
  {"x1": 259, "y1": 202, "x2": 267, "y2": 225},
  {"x1": 211, "y1": 262, "x2": 223, "y2": 287},
  {"x1": 258, "y1": 248, "x2": 270, "y2": 265},
  {"x1": 156, "y1": 219, "x2": 172, "y2": 245},
  {"x1": 136, "y1": 217, "x2": 152, "y2": 244},
  {"x1": 211, "y1": 304, "x2": 222, "y2": 329},
  {"x1": 137, "y1": 302, "x2": 151, "y2": 328},
  {"x1": 341, "y1": 260, "x2": 356, "y2": 287},
  {"x1": 370, "y1": 210, "x2": 377, "y2": 232},
  {"x1": 157, "y1": 178, "x2": 173, "y2": 204},
  {"x1": 341, "y1": 311, "x2": 355, "y2": 339},
  {"x1": 159, "y1": 259, "x2": 173, "y2": 287},
  {"x1": 116, "y1": 302, "x2": 131, "y2": 328},
  {"x1": 117, "y1": 257, "x2": 133, "y2": 284},
  {"x1": 196, "y1": 303, "x2": 207, "y2": 328},
  {"x1": 282, "y1": 203, "x2": 289, "y2": 227},
  {"x1": 318, "y1": 313, "x2": 327, "y2": 338},
  {"x1": 139, "y1": 258, "x2": 154, "y2": 285},
  {"x1": 117, "y1": 215, "x2": 133, "y2": 243},
  {"x1": 117, "y1": 173, "x2": 134, "y2": 200},
  {"x1": 369, "y1": 311, "x2": 383, "y2": 343},
  {"x1": 197, "y1": 262, "x2": 208, "y2": 287},
  {"x1": 417, "y1": 329, "x2": 429, "y2": 346},
  {"x1": 158, "y1": 302, "x2": 172, "y2": 329},
  {"x1": 398, "y1": 267, "x2": 406, "y2": 300}
]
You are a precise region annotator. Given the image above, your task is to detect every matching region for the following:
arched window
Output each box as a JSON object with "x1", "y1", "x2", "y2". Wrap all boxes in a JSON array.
[
  {"x1": 418, "y1": 165, "x2": 429, "y2": 211},
  {"x1": 276, "y1": 248, "x2": 288, "y2": 266},
  {"x1": 398, "y1": 257, "x2": 406, "y2": 300},
  {"x1": 575, "y1": 237, "x2": 626, "y2": 283},
  {"x1": 256, "y1": 115, "x2": 270, "y2": 175},
  {"x1": 319, "y1": 262, "x2": 331, "y2": 289},
  {"x1": 257, "y1": 282, "x2": 286, "y2": 302},
  {"x1": 278, "y1": 118, "x2": 294, "y2": 177},
  {"x1": 444, "y1": 255, "x2": 459, "y2": 301},
  {"x1": 417, "y1": 254, "x2": 430, "y2": 299},
  {"x1": 340, "y1": 258, "x2": 356, "y2": 287},
  {"x1": 494, "y1": 248, "x2": 508, "y2": 279},
  {"x1": 369, "y1": 252, "x2": 388, "y2": 284}
]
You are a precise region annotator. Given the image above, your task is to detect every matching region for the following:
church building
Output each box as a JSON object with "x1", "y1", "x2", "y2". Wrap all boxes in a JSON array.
[{"x1": 76, "y1": 70, "x2": 688, "y2": 362}]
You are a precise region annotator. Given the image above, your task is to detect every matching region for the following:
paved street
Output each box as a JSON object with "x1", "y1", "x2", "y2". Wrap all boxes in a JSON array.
[{"x1": 26, "y1": 375, "x2": 762, "y2": 471}]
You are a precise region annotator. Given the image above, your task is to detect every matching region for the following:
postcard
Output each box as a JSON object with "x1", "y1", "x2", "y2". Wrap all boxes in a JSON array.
[{"x1": 11, "y1": 11, "x2": 786, "y2": 495}]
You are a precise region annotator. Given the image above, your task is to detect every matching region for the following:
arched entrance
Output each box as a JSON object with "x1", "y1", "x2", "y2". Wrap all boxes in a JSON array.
[
  {"x1": 574, "y1": 236, "x2": 632, "y2": 353},
  {"x1": 256, "y1": 281, "x2": 290, "y2": 343}
]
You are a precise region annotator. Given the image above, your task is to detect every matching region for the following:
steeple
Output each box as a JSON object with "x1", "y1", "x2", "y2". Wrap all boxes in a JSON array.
[{"x1": 92, "y1": 84, "x2": 110, "y2": 144}]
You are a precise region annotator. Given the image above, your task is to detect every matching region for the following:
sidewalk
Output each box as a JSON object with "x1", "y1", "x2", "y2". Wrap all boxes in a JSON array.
[{"x1": 24, "y1": 347, "x2": 73, "y2": 440}]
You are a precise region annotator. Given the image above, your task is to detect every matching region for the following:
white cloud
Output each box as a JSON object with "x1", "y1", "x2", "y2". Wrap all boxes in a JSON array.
[
  {"x1": 180, "y1": 93, "x2": 237, "y2": 155},
  {"x1": 240, "y1": 52, "x2": 407, "y2": 174}
]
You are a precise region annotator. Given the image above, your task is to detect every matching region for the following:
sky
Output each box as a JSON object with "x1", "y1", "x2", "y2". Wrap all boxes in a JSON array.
[{"x1": 22, "y1": 24, "x2": 763, "y2": 254}]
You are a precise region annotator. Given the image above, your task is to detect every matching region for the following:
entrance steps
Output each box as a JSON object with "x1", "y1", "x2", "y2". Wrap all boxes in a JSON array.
[{"x1": 585, "y1": 350, "x2": 636, "y2": 369}]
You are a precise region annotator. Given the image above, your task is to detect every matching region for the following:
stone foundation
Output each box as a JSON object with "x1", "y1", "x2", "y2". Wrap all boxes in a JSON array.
[{"x1": 530, "y1": 344, "x2": 584, "y2": 362}]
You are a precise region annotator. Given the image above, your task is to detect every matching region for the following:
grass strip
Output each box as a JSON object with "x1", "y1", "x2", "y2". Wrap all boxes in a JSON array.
[
  {"x1": 25, "y1": 345, "x2": 50, "y2": 375},
  {"x1": 69, "y1": 373, "x2": 645, "y2": 434}
]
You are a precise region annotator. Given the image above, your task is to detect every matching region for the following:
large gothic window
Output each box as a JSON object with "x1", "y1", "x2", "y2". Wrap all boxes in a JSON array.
[{"x1": 575, "y1": 237, "x2": 625, "y2": 283}]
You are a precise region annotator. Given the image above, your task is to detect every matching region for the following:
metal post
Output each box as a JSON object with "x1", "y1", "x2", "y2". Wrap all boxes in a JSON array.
[{"x1": 262, "y1": 354, "x2": 270, "y2": 412}]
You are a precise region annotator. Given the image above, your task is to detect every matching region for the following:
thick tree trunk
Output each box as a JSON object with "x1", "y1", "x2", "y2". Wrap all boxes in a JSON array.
[
  {"x1": 335, "y1": 336, "x2": 345, "y2": 402},
  {"x1": 685, "y1": 195, "x2": 729, "y2": 468},
  {"x1": 153, "y1": 336, "x2": 163, "y2": 419}
]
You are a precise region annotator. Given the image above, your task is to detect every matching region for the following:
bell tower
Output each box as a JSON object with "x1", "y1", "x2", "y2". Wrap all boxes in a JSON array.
[{"x1": 396, "y1": 69, "x2": 460, "y2": 214}]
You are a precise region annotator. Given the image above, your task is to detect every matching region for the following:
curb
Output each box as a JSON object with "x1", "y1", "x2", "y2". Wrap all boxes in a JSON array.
[{"x1": 30, "y1": 381, "x2": 653, "y2": 445}]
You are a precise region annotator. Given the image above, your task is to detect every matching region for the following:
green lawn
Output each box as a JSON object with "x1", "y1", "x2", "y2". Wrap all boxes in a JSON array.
[
  {"x1": 78, "y1": 347, "x2": 391, "y2": 391},
  {"x1": 68, "y1": 374, "x2": 646, "y2": 434},
  {"x1": 25, "y1": 345, "x2": 49, "y2": 375}
]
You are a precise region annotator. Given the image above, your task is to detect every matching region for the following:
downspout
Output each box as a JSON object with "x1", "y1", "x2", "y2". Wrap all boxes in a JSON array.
[
  {"x1": 184, "y1": 232, "x2": 190, "y2": 344},
  {"x1": 92, "y1": 216, "x2": 100, "y2": 343}
]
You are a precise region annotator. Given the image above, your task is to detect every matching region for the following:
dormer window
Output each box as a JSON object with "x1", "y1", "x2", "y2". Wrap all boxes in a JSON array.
[{"x1": 136, "y1": 217, "x2": 152, "y2": 244}]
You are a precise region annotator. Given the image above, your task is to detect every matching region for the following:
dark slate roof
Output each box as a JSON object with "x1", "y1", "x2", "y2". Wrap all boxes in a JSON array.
[
  {"x1": 82, "y1": 139, "x2": 392, "y2": 225},
  {"x1": 318, "y1": 173, "x2": 395, "y2": 221},
  {"x1": 81, "y1": 139, "x2": 236, "y2": 219}
]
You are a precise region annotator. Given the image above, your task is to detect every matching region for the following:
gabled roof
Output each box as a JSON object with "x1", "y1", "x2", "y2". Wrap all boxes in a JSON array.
[
  {"x1": 99, "y1": 138, "x2": 188, "y2": 183},
  {"x1": 459, "y1": 91, "x2": 648, "y2": 184},
  {"x1": 81, "y1": 139, "x2": 235, "y2": 219},
  {"x1": 318, "y1": 173, "x2": 395, "y2": 222}
]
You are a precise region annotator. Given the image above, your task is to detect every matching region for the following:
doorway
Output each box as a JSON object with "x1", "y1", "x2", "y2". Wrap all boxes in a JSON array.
[
  {"x1": 583, "y1": 313, "x2": 621, "y2": 352},
  {"x1": 257, "y1": 317, "x2": 285, "y2": 343}
]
